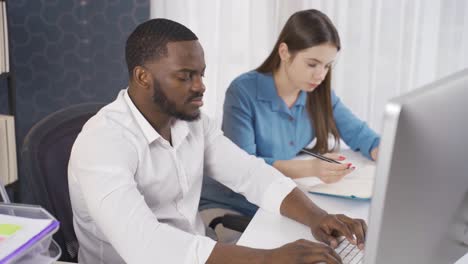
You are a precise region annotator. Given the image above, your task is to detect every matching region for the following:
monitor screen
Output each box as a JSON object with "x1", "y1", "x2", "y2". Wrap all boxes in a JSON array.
[{"x1": 365, "y1": 68, "x2": 468, "y2": 263}]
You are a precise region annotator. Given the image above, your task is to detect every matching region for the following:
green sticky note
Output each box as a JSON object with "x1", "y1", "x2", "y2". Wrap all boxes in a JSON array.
[{"x1": 0, "y1": 224, "x2": 21, "y2": 236}]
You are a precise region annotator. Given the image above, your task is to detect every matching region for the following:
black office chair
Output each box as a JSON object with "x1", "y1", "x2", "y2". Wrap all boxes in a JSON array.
[
  {"x1": 208, "y1": 213, "x2": 251, "y2": 233},
  {"x1": 200, "y1": 176, "x2": 254, "y2": 233},
  {"x1": 20, "y1": 103, "x2": 105, "y2": 262}
]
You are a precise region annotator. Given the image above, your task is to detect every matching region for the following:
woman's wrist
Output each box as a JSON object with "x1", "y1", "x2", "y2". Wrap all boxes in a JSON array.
[{"x1": 273, "y1": 159, "x2": 310, "y2": 179}]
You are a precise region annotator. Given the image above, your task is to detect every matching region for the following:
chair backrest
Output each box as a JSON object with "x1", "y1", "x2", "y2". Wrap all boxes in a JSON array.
[{"x1": 20, "y1": 103, "x2": 105, "y2": 262}]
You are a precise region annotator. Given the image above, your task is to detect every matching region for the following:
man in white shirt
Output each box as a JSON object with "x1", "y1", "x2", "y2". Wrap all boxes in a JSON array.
[{"x1": 68, "y1": 18, "x2": 366, "y2": 264}]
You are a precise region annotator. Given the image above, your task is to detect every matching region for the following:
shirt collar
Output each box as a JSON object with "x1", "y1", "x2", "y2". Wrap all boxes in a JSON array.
[
  {"x1": 123, "y1": 90, "x2": 160, "y2": 144},
  {"x1": 255, "y1": 72, "x2": 307, "y2": 111},
  {"x1": 123, "y1": 89, "x2": 190, "y2": 147},
  {"x1": 171, "y1": 120, "x2": 189, "y2": 149},
  {"x1": 256, "y1": 72, "x2": 278, "y2": 103},
  {"x1": 296, "y1": 90, "x2": 307, "y2": 107}
]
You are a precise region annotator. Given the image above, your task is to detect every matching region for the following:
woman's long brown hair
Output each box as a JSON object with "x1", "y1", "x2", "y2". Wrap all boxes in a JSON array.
[{"x1": 256, "y1": 9, "x2": 340, "y2": 154}]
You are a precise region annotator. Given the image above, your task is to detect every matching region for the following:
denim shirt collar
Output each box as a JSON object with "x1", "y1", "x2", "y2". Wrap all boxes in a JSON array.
[{"x1": 255, "y1": 72, "x2": 307, "y2": 112}]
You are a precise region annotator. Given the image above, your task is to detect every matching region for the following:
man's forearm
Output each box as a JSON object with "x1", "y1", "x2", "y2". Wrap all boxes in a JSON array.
[
  {"x1": 280, "y1": 188, "x2": 328, "y2": 228},
  {"x1": 206, "y1": 243, "x2": 269, "y2": 264}
]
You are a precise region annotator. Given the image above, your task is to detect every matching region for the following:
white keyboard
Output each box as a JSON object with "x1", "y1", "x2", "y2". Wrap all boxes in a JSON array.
[{"x1": 335, "y1": 237, "x2": 364, "y2": 264}]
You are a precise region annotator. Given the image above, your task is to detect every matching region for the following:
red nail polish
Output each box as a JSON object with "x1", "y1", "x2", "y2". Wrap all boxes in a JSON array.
[{"x1": 339, "y1": 156, "x2": 346, "y2": 160}]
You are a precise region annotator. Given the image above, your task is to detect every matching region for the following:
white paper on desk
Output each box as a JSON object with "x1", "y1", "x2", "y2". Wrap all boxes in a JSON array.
[
  {"x1": 0, "y1": 214, "x2": 55, "y2": 261},
  {"x1": 293, "y1": 149, "x2": 376, "y2": 199}
]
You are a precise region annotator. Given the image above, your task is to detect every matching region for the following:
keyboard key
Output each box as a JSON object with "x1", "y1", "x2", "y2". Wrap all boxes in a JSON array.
[{"x1": 335, "y1": 237, "x2": 363, "y2": 264}]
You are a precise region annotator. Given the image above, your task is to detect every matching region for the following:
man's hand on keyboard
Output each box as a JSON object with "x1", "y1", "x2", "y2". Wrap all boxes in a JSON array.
[
  {"x1": 265, "y1": 239, "x2": 343, "y2": 264},
  {"x1": 310, "y1": 214, "x2": 367, "y2": 250}
]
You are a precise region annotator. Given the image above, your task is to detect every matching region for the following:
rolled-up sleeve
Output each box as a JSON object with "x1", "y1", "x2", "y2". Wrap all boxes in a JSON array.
[
  {"x1": 205, "y1": 117, "x2": 296, "y2": 214},
  {"x1": 331, "y1": 91, "x2": 380, "y2": 159},
  {"x1": 69, "y1": 131, "x2": 216, "y2": 264}
]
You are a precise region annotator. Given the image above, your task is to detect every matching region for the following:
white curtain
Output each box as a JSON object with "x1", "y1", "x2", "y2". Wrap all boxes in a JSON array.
[{"x1": 151, "y1": 0, "x2": 468, "y2": 133}]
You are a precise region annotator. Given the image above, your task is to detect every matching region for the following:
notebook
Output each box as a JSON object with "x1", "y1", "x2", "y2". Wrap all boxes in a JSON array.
[
  {"x1": 293, "y1": 149, "x2": 376, "y2": 200},
  {"x1": 0, "y1": 213, "x2": 59, "y2": 263}
]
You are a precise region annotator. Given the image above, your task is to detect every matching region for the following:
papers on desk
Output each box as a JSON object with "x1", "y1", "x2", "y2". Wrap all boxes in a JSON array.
[
  {"x1": 0, "y1": 213, "x2": 59, "y2": 263},
  {"x1": 294, "y1": 149, "x2": 376, "y2": 200}
]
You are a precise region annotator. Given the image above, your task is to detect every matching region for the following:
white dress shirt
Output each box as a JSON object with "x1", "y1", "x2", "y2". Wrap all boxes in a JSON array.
[{"x1": 68, "y1": 90, "x2": 297, "y2": 264}]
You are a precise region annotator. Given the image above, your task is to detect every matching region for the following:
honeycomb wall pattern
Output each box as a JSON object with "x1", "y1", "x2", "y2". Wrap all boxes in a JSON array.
[
  {"x1": 0, "y1": 79, "x2": 8, "y2": 114},
  {"x1": 6, "y1": 0, "x2": 149, "y2": 146}
]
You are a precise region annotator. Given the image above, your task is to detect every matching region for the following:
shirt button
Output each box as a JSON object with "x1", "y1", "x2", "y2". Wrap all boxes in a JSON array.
[{"x1": 289, "y1": 141, "x2": 294, "y2": 146}]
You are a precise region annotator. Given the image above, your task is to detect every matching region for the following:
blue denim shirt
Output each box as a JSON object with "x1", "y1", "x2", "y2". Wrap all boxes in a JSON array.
[{"x1": 222, "y1": 71, "x2": 380, "y2": 165}]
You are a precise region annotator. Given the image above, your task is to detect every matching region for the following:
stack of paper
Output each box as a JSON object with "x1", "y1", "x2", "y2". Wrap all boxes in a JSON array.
[
  {"x1": 294, "y1": 149, "x2": 376, "y2": 200},
  {"x1": 0, "y1": 214, "x2": 59, "y2": 263}
]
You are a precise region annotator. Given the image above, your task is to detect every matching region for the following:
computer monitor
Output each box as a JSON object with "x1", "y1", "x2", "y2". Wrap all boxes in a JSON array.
[{"x1": 364, "y1": 68, "x2": 468, "y2": 263}]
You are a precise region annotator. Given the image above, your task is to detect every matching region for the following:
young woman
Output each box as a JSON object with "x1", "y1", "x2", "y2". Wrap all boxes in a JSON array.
[{"x1": 200, "y1": 9, "x2": 380, "y2": 217}]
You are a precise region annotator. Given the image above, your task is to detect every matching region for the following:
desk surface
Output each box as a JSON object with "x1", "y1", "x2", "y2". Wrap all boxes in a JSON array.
[
  {"x1": 237, "y1": 192, "x2": 468, "y2": 263},
  {"x1": 237, "y1": 192, "x2": 369, "y2": 249},
  {"x1": 55, "y1": 191, "x2": 468, "y2": 263}
]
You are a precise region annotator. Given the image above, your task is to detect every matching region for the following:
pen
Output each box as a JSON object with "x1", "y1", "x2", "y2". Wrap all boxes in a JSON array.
[{"x1": 299, "y1": 148, "x2": 342, "y2": 164}]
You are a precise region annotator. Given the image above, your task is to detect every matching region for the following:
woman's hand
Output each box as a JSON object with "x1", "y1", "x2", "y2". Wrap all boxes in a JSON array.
[
  {"x1": 370, "y1": 147, "x2": 379, "y2": 161},
  {"x1": 306, "y1": 153, "x2": 354, "y2": 184},
  {"x1": 273, "y1": 153, "x2": 354, "y2": 183}
]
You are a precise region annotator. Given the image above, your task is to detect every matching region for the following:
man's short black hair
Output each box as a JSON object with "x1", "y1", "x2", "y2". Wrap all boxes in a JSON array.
[{"x1": 125, "y1": 18, "x2": 198, "y2": 76}]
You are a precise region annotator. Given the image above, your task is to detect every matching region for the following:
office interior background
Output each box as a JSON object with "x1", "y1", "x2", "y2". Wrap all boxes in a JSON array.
[{"x1": 0, "y1": 0, "x2": 468, "y2": 199}]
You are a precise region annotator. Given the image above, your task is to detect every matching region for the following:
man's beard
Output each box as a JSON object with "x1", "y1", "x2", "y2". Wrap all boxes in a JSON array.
[{"x1": 152, "y1": 78, "x2": 202, "y2": 121}]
